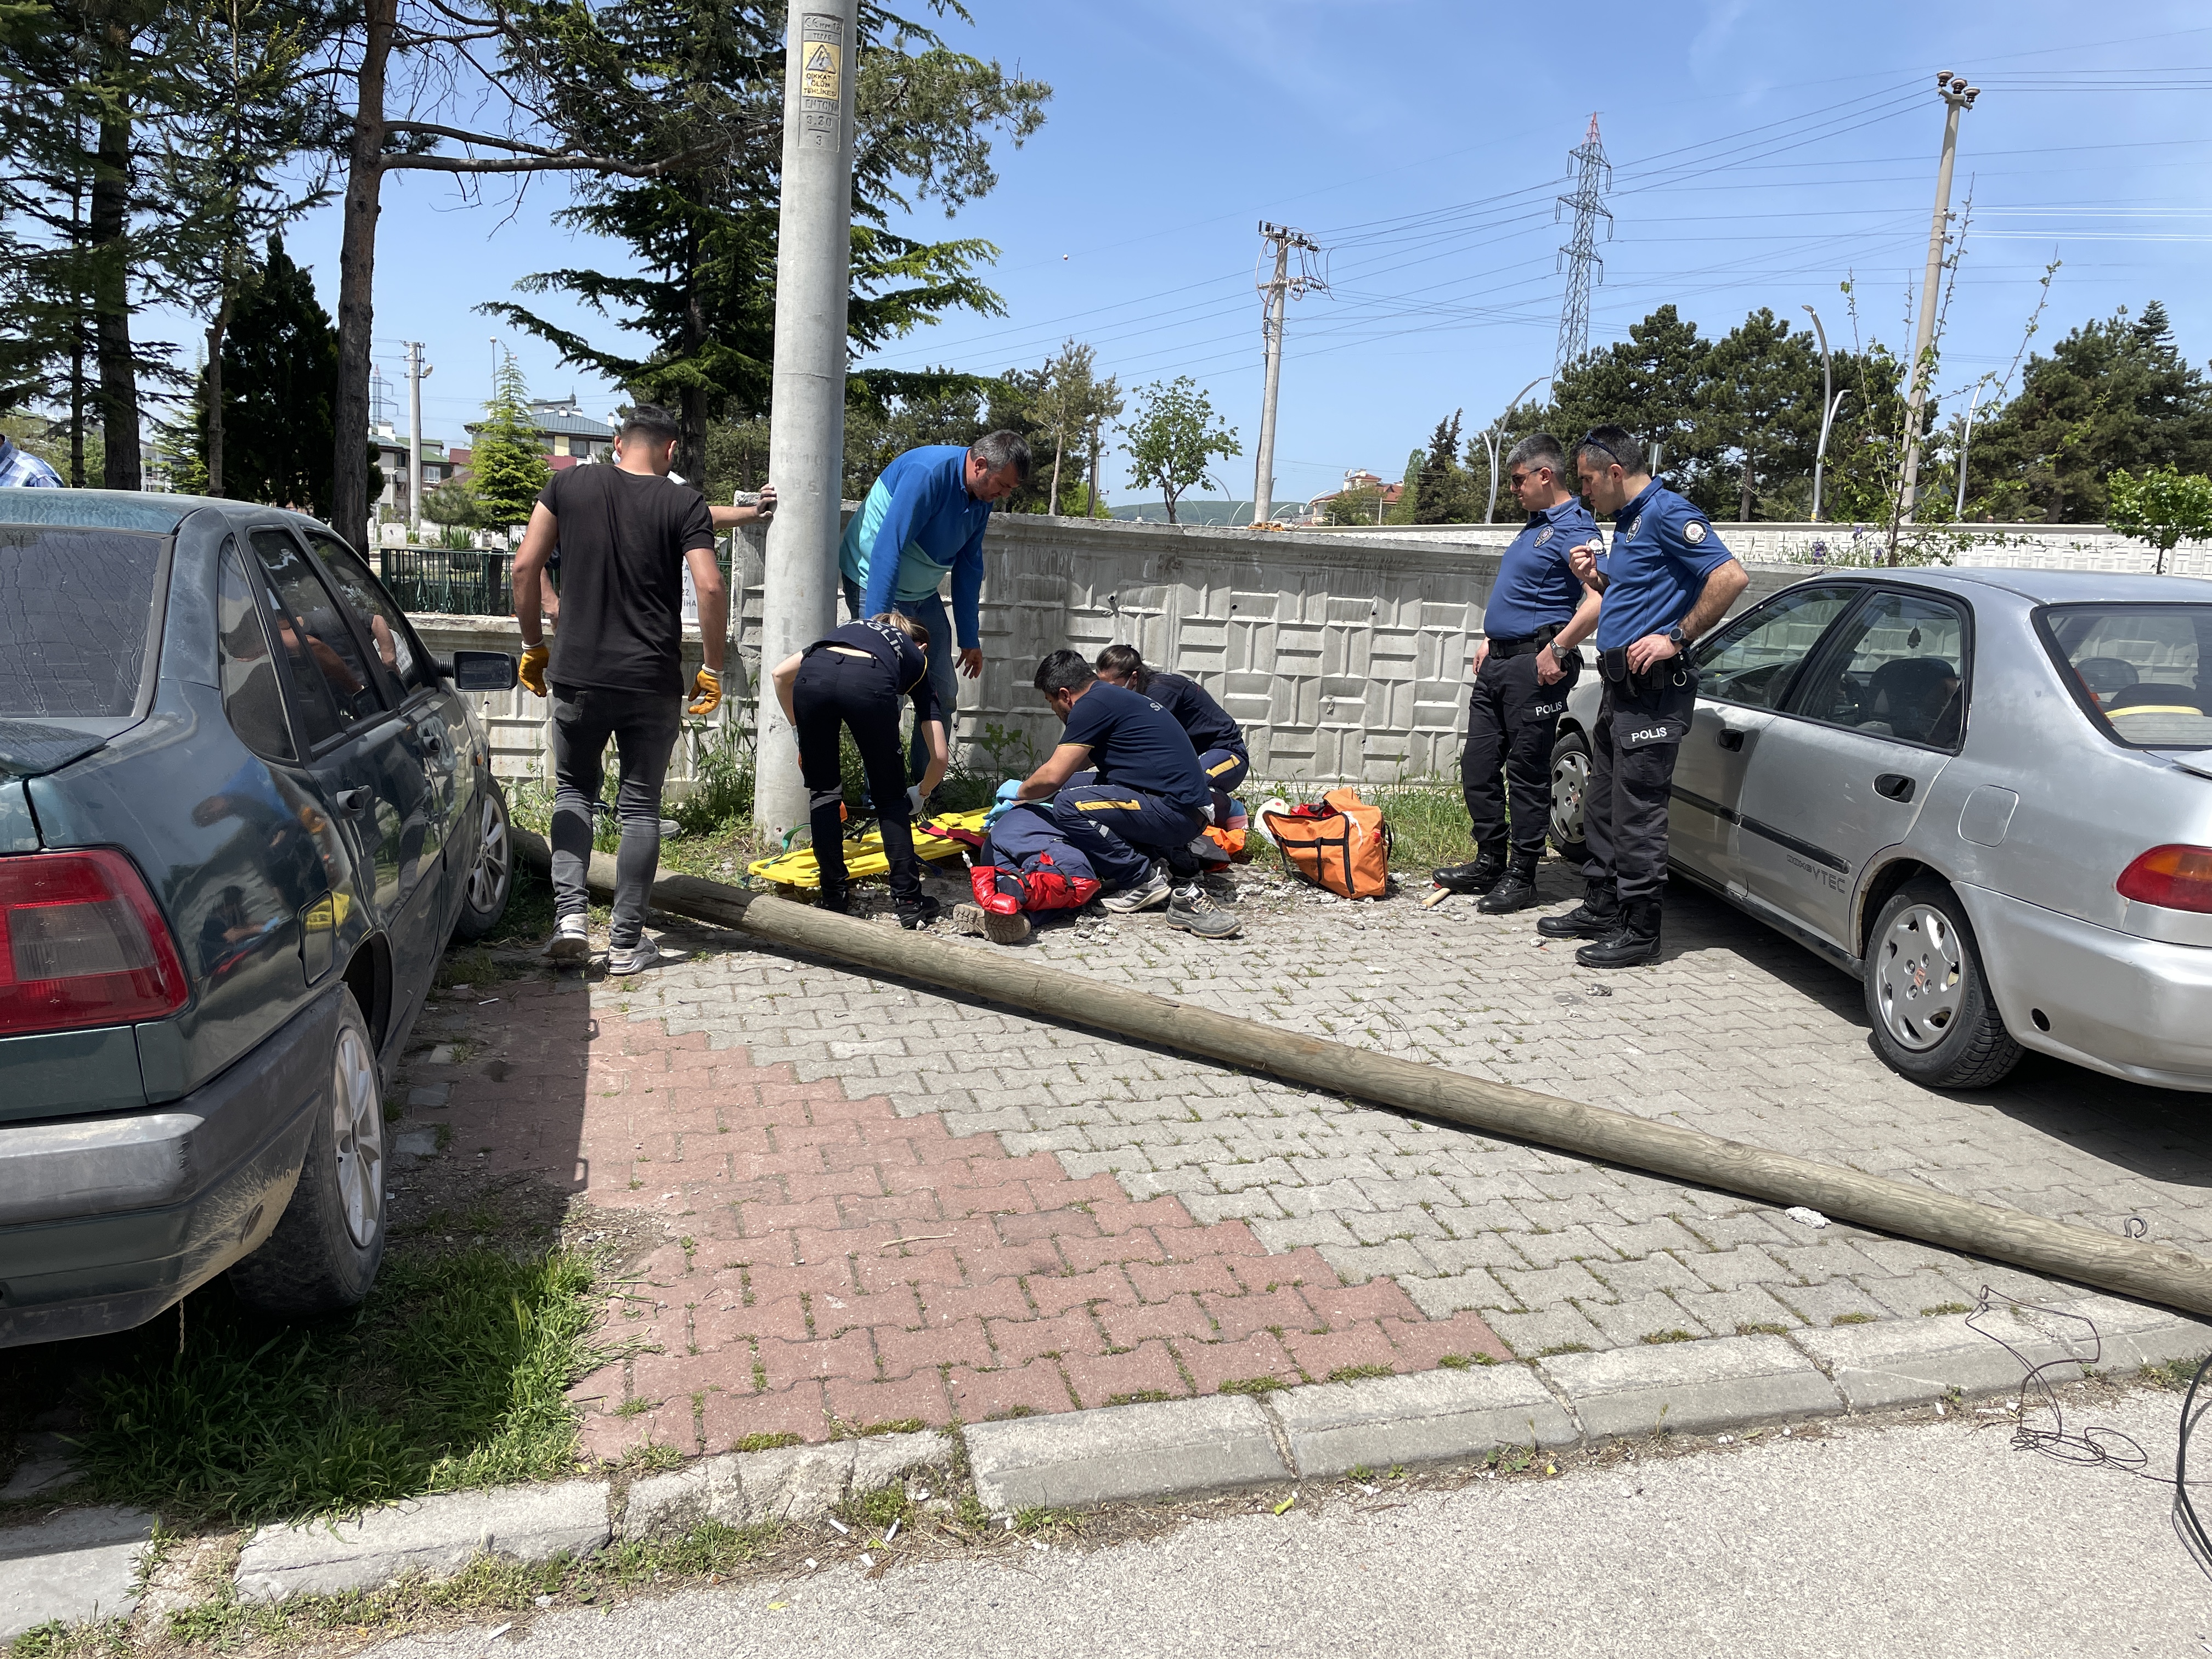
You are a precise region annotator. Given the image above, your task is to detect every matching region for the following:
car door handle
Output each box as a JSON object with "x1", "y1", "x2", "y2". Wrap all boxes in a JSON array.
[
  {"x1": 334, "y1": 787, "x2": 371, "y2": 815},
  {"x1": 1717, "y1": 727, "x2": 1746, "y2": 751},
  {"x1": 1874, "y1": 772, "x2": 1915, "y2": 803}
]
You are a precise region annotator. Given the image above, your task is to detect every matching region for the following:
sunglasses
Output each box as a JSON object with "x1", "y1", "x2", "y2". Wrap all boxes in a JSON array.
[
  {"x1": 1578, "y1": 431, "x2": 1626, "y2": 466},
  {"x1": 1509, "y1": 468, "x2": 1548, "y2": 488}
]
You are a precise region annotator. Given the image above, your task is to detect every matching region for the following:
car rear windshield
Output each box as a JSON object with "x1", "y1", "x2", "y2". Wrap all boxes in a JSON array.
[
  {"x1": 2039, "y1": 603, "x2": 2212, "y2": 751},
  {"x1": 0, "y1": 526, "x2": 165, "y2": 718}
]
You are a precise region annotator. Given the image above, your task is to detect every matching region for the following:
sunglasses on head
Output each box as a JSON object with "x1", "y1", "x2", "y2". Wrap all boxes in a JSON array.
[{"x1": 1578, "y1": 431, "x2": 1626, "y2": 466}]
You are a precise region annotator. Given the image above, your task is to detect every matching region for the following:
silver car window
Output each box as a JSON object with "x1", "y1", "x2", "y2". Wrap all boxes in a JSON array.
[
  {"x1": 1792, "y1": 591, "x2": 1968, "y2": 750},
  {"x1": 1694, "y1": 585, "x2": 1859, "y2": 710},
  {"x1": 2040, "y1": 604, "x2": 2212, "y2": 751}
]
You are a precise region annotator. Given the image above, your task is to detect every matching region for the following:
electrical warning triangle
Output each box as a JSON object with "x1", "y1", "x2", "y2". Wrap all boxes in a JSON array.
[{"x1": 806, "y1": 44, "x2": 834, "y2": 70}]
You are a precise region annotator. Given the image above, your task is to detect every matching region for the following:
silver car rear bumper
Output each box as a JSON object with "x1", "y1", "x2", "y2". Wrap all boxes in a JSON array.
[{"x1": 1962, "y1": 883, "x2": 2212, "y2": 1092}]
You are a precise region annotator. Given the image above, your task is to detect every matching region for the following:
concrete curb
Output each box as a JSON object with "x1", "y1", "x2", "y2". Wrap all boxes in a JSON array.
[
  {"x1": 4, "y1": 1296, "x2": 2207, "y2": 1637},
  {"x1": 0, "y1": 1505, "x2": 153, "y2": 1642}
]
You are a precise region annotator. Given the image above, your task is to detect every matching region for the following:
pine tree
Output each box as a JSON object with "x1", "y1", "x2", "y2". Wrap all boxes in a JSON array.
[
  {"x1": 469, "y1": 354, "x2": 550, "y2": 531},
  {"x1": 1414, "y1": 410, "x2": 1468, "y2": 524},
  {"x1": 189, "y1": 234, "x2": 338, "y2": 513}
]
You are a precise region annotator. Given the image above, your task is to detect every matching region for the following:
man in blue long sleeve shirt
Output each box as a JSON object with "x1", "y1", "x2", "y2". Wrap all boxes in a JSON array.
[{"x1": 839, "y1": 431, "x2": 1032, "y2": 782}]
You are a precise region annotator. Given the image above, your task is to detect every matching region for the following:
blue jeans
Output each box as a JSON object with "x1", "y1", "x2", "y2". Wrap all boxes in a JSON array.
[
  {"x1": 548, "y1": 684, "x2": 681, "y2": 948},
  {"x1": 842, "y1": 575, "x2": 958, "y2": 785}
]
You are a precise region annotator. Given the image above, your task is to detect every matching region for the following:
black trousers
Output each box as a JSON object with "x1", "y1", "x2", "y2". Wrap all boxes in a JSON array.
[
  {"x1": 1460, "y1": 647, "x2": 1579, "y2": 859},
  {"x1": 793, "y1": 650, "x2": 919, "y2": 901},
  {"x1": 1580, "y1": 665, "x2": 1697, "y2": 905}
]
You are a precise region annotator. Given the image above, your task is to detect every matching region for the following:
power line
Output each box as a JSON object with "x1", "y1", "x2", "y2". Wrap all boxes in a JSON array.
[{"x1": 1555, "y1": 113, "x2": 1613, "y2": 375}]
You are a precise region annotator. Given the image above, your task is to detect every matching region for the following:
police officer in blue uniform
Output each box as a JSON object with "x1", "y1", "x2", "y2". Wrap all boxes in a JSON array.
[
  {"x1": 1432, "y1": 433, "x2": 1603, "y2": 913},
  {"x1": 1539, "y1": 425, "x2": 1748, "y2": 967}
]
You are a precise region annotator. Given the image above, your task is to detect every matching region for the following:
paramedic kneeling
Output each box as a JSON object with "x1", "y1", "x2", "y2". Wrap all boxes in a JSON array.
[
  {"x1": 770, "y1": 614, "x2": 949, "y2": 930},
  {"x1": 1093, "y1": 644, "x2": 1249, "y2": 821},
  {"x1": 1018, "y1": 650, "x2": 1239, "y2": 940},
  {"x1": 1538, "y1": 425, "x2": 1747, "y2": 969}
]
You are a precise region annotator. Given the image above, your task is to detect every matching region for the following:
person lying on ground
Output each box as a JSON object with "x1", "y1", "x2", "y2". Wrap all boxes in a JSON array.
[
  {"x1": 770, "y1": 612, "x2": 949, "y2": 930},
  {"x1": 951, "y1": 798, "x2": 1104, "y2": 946},
  {"x1": 1013, "y1": 648, "x2": 1240, "y2": 940}
]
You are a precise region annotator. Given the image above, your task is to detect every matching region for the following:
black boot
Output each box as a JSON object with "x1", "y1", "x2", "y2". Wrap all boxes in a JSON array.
[
  {"x1": 1433, "y1": 849, "x2": 1508, "y2": 895},
  {"x1": 1477, "y1": 854, "x2": 1542, "y2": 914},
  {"x1": 1537, "y1": 878, "x2": 1619, "y2": 939},
  {"x1": 1576, "y1": 899, "x2": 1663, "y2": 968},
  {"x1": 818, "y1": 883, "x2": 851, "y2": 916}
]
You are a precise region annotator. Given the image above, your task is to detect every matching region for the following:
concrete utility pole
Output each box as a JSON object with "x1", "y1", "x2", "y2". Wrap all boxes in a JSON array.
[
  {"x1": 404, "y1": 341, "x2": 431, "y2": 540},
  {"x1": 1251, "y1": 221, "x2": 1323, "y2": 527},
  {"x1": 757, "y1": 0, "x2": 860, "y2": 843},
  {"x1": 1898, "y1": 71, "x2": 1979, "y2": 528}
]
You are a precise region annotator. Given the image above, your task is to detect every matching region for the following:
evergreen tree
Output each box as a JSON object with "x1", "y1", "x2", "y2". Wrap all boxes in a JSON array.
[
  {"x1": 482, "y1": 2, "x2": 1049, "y2": 481},
  {"x1": 1414, "y1": 410, "x2": 1476, "y2": 524},
  {"x1": 1701, "y1": 308, "x2": 1823, "y2": 521},
  {"x1": 188, "y1": 234, "x2": 338, "y2": 512},
  {"x1": 1969, "y1": 301, "x2": 2212, "y2": 522},
  {"x1": 469, "y1": 354, "x2": 551, "y2": 531},
  {"x1": 1387, "y1": 445, "x2": 1425, "y2": 523}
]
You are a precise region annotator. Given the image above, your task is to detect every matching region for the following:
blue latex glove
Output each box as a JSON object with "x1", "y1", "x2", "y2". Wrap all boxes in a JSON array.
[{"x1": 994, "y1": 778, "x2": 1023, "y2": 802}]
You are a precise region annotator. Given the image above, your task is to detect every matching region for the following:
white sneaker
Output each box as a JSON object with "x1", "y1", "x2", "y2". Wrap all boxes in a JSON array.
[
  {"x1": 1101, "y1": 863, "x2": 1171, "y2": 913},
  {"x1": 607, "y1": 935, "x2": 667, "y2": 976},
  {"x1": 548, "y1": 914, "x2": 590, "y2": 963}
]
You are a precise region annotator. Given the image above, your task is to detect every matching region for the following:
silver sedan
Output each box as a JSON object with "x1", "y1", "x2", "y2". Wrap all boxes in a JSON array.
[{"x1": 1550, "y1": 569, "x2": 2212, "y2": 1092}]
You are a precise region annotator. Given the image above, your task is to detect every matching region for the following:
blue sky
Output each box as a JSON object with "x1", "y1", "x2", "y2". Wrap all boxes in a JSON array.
[{"x1": 251, "y1": 0, "x2": 2212, "y2": 509}]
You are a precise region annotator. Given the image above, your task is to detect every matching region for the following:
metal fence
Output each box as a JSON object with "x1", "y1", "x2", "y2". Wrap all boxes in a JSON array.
[{"x1": 379, "y1": 546, "x2": 512, "y2": 618}]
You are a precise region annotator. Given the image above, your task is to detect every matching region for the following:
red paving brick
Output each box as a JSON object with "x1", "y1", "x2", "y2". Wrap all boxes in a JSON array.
[{"x1": 426, "y1": 981, "x2": 1504, "y2": 1460}]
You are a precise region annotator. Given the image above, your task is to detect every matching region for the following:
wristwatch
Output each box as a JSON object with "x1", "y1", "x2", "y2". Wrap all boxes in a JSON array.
[
  {"x1": 1666, "y1": 625, "x2": 1689, "y2": 656},
  {"x1": 1549, "y1": 640, "x2": 1574, "y2": 665}
]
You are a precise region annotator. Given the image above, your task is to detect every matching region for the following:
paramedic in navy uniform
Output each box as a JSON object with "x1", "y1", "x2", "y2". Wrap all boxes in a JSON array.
[
  {"x1": 1539, "y1": 425, "x2": 1747, "y2": 968},
  {"x1": 1431, "y1": 432, "x2": 1602, "y2": 913}
]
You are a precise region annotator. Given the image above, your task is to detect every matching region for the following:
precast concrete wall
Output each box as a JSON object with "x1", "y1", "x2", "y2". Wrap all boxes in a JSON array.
[{"x1": 411, "y1": 510, "x2": 2198, "y2": 797}]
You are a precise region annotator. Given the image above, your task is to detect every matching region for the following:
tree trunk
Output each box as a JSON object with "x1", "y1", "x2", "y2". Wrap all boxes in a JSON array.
[
  {"x1": 1047, "y1": 426, "x2": 1063, "y2": 515},
  {"x1": 1740, "y1": 458, "x2": 1753, "y2": 522},
  {"x1": 1163, "y1": 485, "x2": 1176, "y2": 525},
  {"x1": 89, "y1": 42, "x2": 140, "y2": 492},
  {"x1": 1088, "y1": 420, "x2": 1101, "y2": 518},
  {"x1": 679, "y1": 216, "x2": 708, "y2": 484},
  {"x1": 331, "y1": 0, "x2": 394, "y2": 550},
  {"x1": 205, "y1": 291, "x2": 231, "y2": 496},
  {"x1": 69, "y1": 320, "x2": 87, "y2": 489}
]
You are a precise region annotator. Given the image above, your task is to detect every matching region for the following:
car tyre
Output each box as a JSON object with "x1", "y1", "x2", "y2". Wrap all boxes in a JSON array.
[
  {"x1": 1548, "y1": 726, "x2": 1591, "y2": 865},
  {"x1": 450, "y1": 780, "x2": 513, "y2": 941},
  {"x1": 230, "y1": 986, "x2": 386, "y2": 1317},
  {"x1": 1863, "y1": 878, "x2": 2021, "y2": 1091}
]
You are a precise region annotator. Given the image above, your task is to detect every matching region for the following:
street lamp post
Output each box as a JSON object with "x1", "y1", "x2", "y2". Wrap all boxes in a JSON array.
[
  {"x1": 1481, "y1": 375, "x2": 1550, "y2": 523},
  {"x1": 1954, "y1": 379, "x2": 1988, "y2": 518},
  {"x1": 1803, "y1": 304, "x2": 1832, "y2": 521},
  {"x1": 1812, "y1": 390, "x2": 1851, "y2": 524}
]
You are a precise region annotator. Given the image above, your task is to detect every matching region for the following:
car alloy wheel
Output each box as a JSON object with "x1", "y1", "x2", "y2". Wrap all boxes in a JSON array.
[
  {"x1": 1872, "y1": 901, "x2": 1965, "y2": 1052},
  {"x1": 467, "y1": 790, "x2": 511, "y2": 915},
  {"x1": 1550, "y1": 741, "x2": 1590, "y2": 849},
  {"x1": 331, "y1": 1019, "x2": 383, "y2": 1249}
]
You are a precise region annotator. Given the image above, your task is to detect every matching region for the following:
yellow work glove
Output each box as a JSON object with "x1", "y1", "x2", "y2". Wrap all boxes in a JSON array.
[
  {"x1": 518, "y1": 642, "x2": 550, "y2": 697},
  {"x1": 686, "y1": 667, "x2": 723, "y2": 718}
]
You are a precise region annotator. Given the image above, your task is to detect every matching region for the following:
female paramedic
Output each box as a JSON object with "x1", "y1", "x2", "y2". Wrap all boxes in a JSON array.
[
  {"x1": 770, "y1": 613, "x2": 949, "y2": 928},
  {"x1": 1093, "y1": 644, "x2": 1249, "y2": 817}
]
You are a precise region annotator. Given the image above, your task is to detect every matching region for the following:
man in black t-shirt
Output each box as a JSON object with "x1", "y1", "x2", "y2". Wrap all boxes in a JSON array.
[
  {"x1": 512, "y1": 404, "x2": 723, "y2": 974},
  {"x1": 1013, "y1": 650, "x2": 1238, "y2": 938}
]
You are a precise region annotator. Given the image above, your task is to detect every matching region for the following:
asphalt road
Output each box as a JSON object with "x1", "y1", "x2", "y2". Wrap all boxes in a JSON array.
[{"x1": 368, "y1": 1390, "x2": 2209, "y2": 1659}]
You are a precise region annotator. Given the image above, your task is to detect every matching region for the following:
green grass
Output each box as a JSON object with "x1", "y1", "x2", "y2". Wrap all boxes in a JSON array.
[
  {"x1": 12, "y1": 1247, "x2": 610, "y2": 1528},
  {"x1": 1325, "y1": 1363, "x2": 1396, "y2": 1384},
  {"x1": 1216, "y1": 1375, "x2": 1293, "y2": 1397}
]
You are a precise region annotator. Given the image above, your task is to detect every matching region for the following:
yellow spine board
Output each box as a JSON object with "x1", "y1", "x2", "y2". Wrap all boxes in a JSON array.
[{"x1": 746, "y1": 809, "x2": 992, "y2": 890}]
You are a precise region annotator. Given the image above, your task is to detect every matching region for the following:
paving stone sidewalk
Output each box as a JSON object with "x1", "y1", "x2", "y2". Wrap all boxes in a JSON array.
[{"x1": 402, "y1": 859, "x2": 2212, "y2": 1461}]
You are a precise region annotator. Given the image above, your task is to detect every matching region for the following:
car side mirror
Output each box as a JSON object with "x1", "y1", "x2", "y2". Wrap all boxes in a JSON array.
[{"x1": 446, "y1": 650, "x2": 518, "y2": 692}]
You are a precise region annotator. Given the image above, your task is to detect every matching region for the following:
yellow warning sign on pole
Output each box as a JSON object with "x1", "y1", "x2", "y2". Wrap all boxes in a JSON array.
[{"x1": 801, "y1": 40, "x2": 840, "y2": 101}]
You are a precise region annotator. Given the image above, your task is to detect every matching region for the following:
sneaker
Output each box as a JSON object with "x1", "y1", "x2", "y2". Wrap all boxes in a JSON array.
[
  {"x1": 1164, "y1": 883, "x2": 1242, "y2": 939},
  {"x1": 548, "y1": 913, "x2": 590, "y2": 964},
  {"x1": 893, "y1": 894, "x2": 943, "y2": 931},
  {"x1": 954, "y1": 902, "x2": 1031, "y2": 945},
  {"x1": 1101, "y1": 863, "x2": 1172, "y2": 913},
  {"x1": 606, "y1": 935, "x2": 667, "y2": 976}
]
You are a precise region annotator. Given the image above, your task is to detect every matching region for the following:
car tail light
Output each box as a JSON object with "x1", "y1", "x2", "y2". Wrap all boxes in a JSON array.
[
  {"x1": 2117, "y1": 844, "x2": 2212, "y2": 915},
  {"x1": 0, "y1": 850, "x2": 189, "y2": 1036}
]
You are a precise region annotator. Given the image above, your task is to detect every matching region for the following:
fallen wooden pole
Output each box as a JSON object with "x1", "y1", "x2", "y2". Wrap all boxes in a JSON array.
[{"x1": 514, "y1": 831, "x2": 2212, "y2": 1320}]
